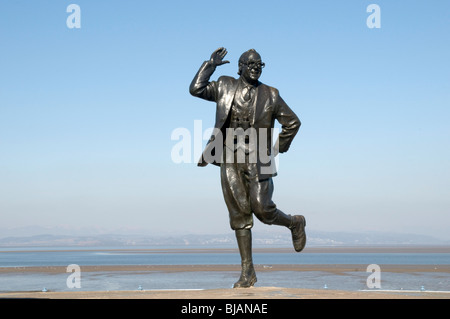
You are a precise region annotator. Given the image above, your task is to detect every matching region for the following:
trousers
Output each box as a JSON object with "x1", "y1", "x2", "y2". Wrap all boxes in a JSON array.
[{"x1": 220, "y1": 151, "x2": 287, "y2": 230}]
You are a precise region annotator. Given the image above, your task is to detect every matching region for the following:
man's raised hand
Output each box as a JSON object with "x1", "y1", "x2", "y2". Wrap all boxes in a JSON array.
[{"x1": 210, "y1": 47, "x2": 230, "y2": 66}]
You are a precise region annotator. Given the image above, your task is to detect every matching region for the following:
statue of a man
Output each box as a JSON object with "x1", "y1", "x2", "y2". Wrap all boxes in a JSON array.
[{"x1": 189, "y1": 47, "x2": 306, "y2": 288}]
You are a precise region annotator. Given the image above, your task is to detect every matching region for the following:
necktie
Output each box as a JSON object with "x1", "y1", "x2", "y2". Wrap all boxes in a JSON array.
[{"x1": 243, "y1": 86, "x2": 254, "y2": 102}]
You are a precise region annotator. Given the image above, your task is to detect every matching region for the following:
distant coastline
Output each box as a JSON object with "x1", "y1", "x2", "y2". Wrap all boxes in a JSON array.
[
  {"x1": 1, "y1": 245, "x2": 450, "y2": 253},
  {"x1": 0, "y1": 228, "x2": 449, "y2": 248}
]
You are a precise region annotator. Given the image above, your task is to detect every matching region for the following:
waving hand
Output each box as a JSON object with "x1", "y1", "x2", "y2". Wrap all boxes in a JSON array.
[{"x1": 210, "y1": 47, "x2": 230, "y2": 67}]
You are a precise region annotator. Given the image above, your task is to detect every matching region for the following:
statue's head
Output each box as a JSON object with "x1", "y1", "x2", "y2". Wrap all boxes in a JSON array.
[{"x1": 238, "y1": 49, "x2": 265, "y2": 84}]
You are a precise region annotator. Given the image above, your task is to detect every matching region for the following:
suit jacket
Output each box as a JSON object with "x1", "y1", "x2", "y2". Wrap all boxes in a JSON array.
[{"x1": 189, "y1": 60, "x2": 300, "y2": 180}]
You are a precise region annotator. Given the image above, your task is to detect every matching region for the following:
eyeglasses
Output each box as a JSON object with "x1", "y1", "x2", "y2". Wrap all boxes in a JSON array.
[{"x1": 242, "y1": 61, "x2": 265, "y2": 69}]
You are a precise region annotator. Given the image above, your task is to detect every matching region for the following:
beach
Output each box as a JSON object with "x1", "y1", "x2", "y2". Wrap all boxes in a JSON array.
[
  {"x1": 1, "y1": 263, "x2": 449, "y2": 299},
  {"x1": 1, "y1": 246, "x2": 449, "y2": 299}
]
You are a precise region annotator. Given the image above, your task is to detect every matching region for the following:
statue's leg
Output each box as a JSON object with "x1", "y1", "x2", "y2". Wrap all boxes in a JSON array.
[
  {"x1": 250, "y1": 177, "x2": 307, "y2": 252},
  {"x1": 220, "y1": 161, "x2": 256, "y2": 287},
  {"x1": 233, "y1": 228, "x2": 257, "y2": 288}
]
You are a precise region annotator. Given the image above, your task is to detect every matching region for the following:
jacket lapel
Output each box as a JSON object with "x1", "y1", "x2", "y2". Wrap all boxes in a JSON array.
[
  {"x1": 224, "y1": 79, "x2": 239, "y2": 120},
  {"x1": 251, "y1": 82, "x2": 265, "y2": 127}
]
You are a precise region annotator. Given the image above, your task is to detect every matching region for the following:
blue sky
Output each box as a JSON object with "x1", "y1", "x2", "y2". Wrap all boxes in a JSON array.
[{"x1": 0, "y1": 1, "x2": 449, "y2": 240}]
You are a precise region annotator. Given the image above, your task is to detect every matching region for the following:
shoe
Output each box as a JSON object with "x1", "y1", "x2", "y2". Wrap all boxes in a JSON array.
[
  {"x1": 290, "y1": 215, "x2": 306, "y2": 252},
  {"x1": 233, "y1": 263, "x2": 257, "y2": 288}
]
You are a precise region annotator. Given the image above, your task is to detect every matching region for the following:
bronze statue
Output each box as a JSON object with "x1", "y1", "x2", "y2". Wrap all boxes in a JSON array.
[{"x1": 190, "y1": 48, "x2": 306, "y2": 288}]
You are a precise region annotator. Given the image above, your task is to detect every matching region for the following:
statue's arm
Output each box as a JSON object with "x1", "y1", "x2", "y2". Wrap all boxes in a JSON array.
[
  {"x1": 189, "y1": 60, "x2": 218, "y2": 101},
  {"x1": 189, "y1": 48, "x2": 230, "y2": 102},
  {"x1": 274, "y1": 93, "x2": 301, "y2": 154}
]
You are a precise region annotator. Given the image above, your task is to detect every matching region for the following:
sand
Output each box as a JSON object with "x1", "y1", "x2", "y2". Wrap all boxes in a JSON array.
[
  {"x1": 1, "y1": 286, "x2": 448, "y2": 299},
  {"x1": 1, "y1": 263, "x2": 449, "y2": 274}
]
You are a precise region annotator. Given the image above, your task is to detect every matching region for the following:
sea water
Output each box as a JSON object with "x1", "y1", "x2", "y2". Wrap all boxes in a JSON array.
[{"x1": 1, "y1": 249, "x2": 450, "y2": 267}]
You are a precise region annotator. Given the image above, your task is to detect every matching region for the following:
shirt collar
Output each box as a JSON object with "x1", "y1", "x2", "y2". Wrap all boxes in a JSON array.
[{"x1": 239, "y1": 77, "x2": 258, "y2": 89}]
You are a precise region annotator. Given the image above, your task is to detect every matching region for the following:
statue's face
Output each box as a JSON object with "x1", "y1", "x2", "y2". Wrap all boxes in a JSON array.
[{"x1": 241, "y1": 52, "x2": 264, "y2": 83}]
